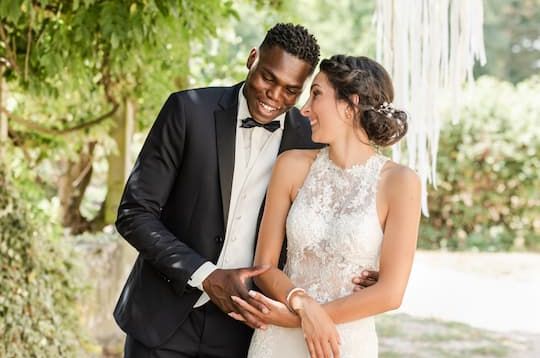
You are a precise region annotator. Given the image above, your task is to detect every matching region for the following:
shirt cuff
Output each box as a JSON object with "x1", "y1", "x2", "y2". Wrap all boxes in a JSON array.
[{"x1": 188, "y1": 262, "x2": 218, "y2": 291}]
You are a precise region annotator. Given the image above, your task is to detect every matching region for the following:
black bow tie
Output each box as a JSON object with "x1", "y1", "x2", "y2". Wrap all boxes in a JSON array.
[{"x1": 240, "y1": 118, "x2": 281, "y2": 132}]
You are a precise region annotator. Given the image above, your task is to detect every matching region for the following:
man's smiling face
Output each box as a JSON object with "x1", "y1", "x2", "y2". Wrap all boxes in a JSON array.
[{"x1": 243, "y1": 45, "x2": 313, "y2": 124}]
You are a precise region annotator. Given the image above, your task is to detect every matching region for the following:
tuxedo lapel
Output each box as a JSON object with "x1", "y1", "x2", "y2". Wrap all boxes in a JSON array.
[
  {"x1": 214, "y1": 83, "x2": 242, "y2": 231},
  {"x1": 278, "y1": 111, "x2": 302, "y2": 154},
  {"x1": 279, "y1": 108, "x2": 323, "y2": 154}
]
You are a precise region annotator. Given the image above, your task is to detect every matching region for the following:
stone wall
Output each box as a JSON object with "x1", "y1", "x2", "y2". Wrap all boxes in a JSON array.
[{"x1": 74, "y1": 233, "x2": 137, "y2": 356}]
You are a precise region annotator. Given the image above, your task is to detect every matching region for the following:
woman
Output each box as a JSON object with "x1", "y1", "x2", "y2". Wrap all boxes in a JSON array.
[{"x1": 230, "y1": 55, "x2": 421, "y2": 357}]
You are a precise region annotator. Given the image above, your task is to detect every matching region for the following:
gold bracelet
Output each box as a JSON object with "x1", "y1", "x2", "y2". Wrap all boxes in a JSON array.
[{"x1": 285, "y1": 287, "x2": 306, "y2": 312}]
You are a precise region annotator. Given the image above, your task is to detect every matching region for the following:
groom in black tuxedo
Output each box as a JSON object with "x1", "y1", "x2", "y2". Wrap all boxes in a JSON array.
[{"x1": 114, "y1": 23, "x2": 323, "y2": 357}]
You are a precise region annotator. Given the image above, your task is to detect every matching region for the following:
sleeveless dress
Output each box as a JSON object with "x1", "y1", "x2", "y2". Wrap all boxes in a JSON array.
[{"x1": 248, "y1": 147, "x2": 388, "y2": 358}]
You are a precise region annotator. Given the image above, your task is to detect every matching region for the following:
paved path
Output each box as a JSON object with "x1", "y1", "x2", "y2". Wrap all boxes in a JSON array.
[
  {"x1": 394, "y1": 251, "x2": 540, "y2": 356},
  {"x1": 398, "y1": 251, "x2": 540, "y2": 334}
]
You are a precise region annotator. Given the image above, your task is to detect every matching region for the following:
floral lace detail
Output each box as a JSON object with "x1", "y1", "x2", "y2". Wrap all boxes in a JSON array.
[
  {"x1": 285, "y1": 147, "x2": 387, "y2": 303},
  {"x1": 248, "y1": 319, "x2": 378, "y2": 358},
  {"x1": 248, "y1": 147, "x2": 386, "y2": 358}
]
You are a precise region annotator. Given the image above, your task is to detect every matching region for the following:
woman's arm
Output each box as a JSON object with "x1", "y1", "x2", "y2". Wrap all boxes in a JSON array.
[
  {"x1": 248, "y1": 151, "x2": 310, "y2": 324},
  {"x1": 314, "y1": 165, "x2": 421, "y2": 323},
  {"x1": 250, "y1": 150, "x2": 341, "y2": 357}
]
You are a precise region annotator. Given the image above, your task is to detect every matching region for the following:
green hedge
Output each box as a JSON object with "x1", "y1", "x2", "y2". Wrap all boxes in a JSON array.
[
  {"x1": 420, "y1": 76, "x2": 540, "y2": 251},
  {"x1": 0, "y1": 168, "x2": 84, "y2": 357}
]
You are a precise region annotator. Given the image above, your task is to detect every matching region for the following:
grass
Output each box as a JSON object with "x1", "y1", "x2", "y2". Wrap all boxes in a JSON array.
[
  {"x1": 377, "y1": 313, "x2": 536, "y2": 358},
  {"x1": 95, "y1": 312, "x2": 538, "y2": 357}
]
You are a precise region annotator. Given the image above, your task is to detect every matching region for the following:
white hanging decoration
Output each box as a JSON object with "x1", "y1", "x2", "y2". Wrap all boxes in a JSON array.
[{"x1": 375, "y1": 0, "x2": 486, "y2": 215}]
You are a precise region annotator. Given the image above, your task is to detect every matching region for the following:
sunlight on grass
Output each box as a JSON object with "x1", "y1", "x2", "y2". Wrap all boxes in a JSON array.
[{"x1": 377, "y1": 313, "x2": 535, "y2": 357}]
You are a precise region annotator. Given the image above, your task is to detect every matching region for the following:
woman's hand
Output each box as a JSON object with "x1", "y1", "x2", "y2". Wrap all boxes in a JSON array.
[
  {"x1": 229, "y1": 290, "x2": 301, "y2": 328},
  {"x1": 292, "y1": 294, "x2": 341, "y2": 358}
]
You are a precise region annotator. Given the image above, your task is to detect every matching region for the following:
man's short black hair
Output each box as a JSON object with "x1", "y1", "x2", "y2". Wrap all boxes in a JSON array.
[{"x1": 260, "y1": 23, "x2": 320, "y2": 71}]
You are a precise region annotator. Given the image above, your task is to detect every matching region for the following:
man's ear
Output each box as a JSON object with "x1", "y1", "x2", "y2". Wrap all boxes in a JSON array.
[{"x1": 246, "y1": 48, "x2": 258, "y2": 70}]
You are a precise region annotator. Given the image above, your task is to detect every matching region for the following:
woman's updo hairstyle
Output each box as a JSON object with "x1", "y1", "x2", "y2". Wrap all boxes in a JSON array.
[{"x1": 319, "y1": 55, "x2": 408, "y2": 147}]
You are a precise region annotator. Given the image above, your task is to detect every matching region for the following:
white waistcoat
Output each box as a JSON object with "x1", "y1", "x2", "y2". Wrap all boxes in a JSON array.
[{"x1": 192, "y1": 86, "x2": 284, "y2": 307}]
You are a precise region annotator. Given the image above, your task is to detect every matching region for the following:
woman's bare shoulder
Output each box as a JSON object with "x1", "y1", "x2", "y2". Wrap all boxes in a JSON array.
[
  {"x1": 272, "y1": 149, "x2": 321, "y2": 190},
  {"x1": 380, "y1": 160, "x2": 421, "y2": 194},
  {"x1": 275, "y1": 149, "x2": 320, "y2": 170}
]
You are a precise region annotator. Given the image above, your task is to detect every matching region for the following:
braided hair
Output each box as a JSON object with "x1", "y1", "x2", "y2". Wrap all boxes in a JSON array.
[
  {"x1": 320, "y1": 55, "x2": 408, "y2": 147},
  {"x1": 261, "y1": 23, "x2": 320, "y2": 72}
]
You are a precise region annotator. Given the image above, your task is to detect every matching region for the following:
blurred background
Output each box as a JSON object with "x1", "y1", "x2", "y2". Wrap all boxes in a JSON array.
[{"x1": 0, "y1": 0, "x2": 539, "y2": 357}]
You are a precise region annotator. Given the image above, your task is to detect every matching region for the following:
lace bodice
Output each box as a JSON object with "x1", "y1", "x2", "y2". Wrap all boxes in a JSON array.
[
  {"x1": 248, "y1": 148, "x2": 387, "y2": 357},
  {"x1": 284, "y1": 147, "x2": 388, "y2": 303}
]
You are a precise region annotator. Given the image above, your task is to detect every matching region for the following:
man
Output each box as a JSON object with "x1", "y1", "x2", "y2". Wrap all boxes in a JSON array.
[{"x1": 114, "y1": 23, "x2": 376, "y2": 357}]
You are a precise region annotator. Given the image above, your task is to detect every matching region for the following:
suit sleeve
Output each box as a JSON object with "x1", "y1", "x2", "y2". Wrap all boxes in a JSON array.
[{"x1": 115, "y1": 93, "x2": 208, "y2": 295}]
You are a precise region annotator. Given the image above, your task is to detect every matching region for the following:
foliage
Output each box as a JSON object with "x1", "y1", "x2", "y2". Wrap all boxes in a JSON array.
[
  {"x1": 420, "y1": 76, "x2": 540, "y2": 251},
  {"x1": 188, "y1": 1, "x2": 291, "y2": 87},
  {"x1": 475, "y1": 0, "x2": 540, "y2": 83},
  {"x1": 0, "y1": 164, "x2": 86, "y2": 357},
  {"x1": 1, "y1": 0, "x2": 240, "y2": 232},
  {"x1": 189, "y1": 0, "x2": 376, "y2": 91},
  {"x1": 1, "y1": 0, "x2": 239, "y2": 138},
  {"x1": 0, "y1": 0, "x2": 236, "y2": 89},
  {"x1": 296, "y1": 0, "x2": 376, "y2": 60}
]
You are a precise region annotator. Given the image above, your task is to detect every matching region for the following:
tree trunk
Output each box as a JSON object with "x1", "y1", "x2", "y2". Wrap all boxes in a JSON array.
[
  {"x1": 58, "y1": 141, "x2": 97, "y2": 234},
  {"x1": 0, "y1": 67, "x2": 7, "y2": 165},
  {"x1": 102, "y1": 97, "x2": 135, "y2": 226},
  {"x1": 57, "y1": 98, "x2": 135, "y2": 234}
]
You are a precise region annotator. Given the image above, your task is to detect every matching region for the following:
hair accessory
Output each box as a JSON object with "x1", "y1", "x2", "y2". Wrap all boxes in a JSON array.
[{"x1": 375, "y1": 101, "x2": 396, "y2": 118}]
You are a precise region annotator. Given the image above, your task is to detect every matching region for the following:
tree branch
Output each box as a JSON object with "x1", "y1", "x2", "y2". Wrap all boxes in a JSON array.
[
  {"x1": 99, "y1": 50, "x2": 118, "y2": 105},
  {"x1": 0, "y1": 104, "x2": 119, "y2": 136},
  {"x1": 72, "y1": 141, "x2": 96, "y2": 187},
  {"x1": 25, "y1": 8, "x2": 34, "y2": 81},
  {"x1": 0, "y1": 24, "x2": 20, "y2": 72}
]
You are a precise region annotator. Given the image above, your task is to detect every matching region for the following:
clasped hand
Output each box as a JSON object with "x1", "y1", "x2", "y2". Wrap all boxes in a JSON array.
[
  {"x1": 231, "y1": 291, "x2": 340, "y2": 358},
  {"x1": 208, "y1": 269, "x2": 379, "y2": 358},
  {"x1": 202, "y1": 266, "x2": 271, "y2": 329}
]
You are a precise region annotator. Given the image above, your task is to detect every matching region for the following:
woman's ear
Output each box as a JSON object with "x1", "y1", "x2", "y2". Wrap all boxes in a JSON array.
[
  {"x1": 345, "y1": 105, "x2": 355, "y2": 122},
  {"x1": 350, "y1": 94, "x2": 360, "y2": 107},
  {"x1": 345, "y1": 95, "x2": 360, "y2": 121}
]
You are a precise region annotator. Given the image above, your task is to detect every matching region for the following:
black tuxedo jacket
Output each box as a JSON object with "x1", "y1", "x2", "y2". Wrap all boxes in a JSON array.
[{"x1": 113, "y1": 82, "x2": 322, "y2": 347}]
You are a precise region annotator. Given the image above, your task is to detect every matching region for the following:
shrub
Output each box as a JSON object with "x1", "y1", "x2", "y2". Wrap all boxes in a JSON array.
[
  {"x1": 420, "y1": 76, "x2": 540, "y2": 251},
  {"x1": 0, "y1": 168, "x2": 84, "y2": 357}
]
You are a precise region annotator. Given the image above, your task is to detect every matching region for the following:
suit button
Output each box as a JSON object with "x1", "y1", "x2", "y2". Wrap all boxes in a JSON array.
[{"x1": 215, "y1": 235, "x2": 224, "y2": 244}]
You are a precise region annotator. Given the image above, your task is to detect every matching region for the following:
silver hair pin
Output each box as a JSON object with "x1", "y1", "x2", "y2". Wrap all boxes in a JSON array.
[{"x1": 374, "y1": 102, "x2": 396, "y2": 118}]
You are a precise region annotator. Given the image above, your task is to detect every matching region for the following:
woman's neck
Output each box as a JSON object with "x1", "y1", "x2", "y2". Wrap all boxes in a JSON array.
[{"x1": 327, "y1": 131, "x2": 375, "y2": 170}]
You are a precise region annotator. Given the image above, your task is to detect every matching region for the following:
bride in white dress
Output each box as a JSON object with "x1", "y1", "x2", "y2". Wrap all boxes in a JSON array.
[{"x1": 229, "y1": 55, "x2": 421, "y2": 357}]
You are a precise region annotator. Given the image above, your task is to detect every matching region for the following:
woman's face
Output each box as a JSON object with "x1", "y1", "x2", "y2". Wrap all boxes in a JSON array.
[{"x1": 300, "y1": 72, "x2": 350, "y2": 144}]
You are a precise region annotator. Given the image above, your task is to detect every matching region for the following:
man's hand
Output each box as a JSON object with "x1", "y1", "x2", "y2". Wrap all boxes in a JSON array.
[
  {"x1": 352, "y1": 269, "x2": 379, "y2": 292},
  {"x1": 202, "y1": 266, "x2": 270, "y2": 329}
]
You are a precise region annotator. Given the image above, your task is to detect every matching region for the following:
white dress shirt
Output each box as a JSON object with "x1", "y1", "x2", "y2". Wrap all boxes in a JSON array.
[{"x1": 189, "y1": 85, "x2": 285, "y2": 307}]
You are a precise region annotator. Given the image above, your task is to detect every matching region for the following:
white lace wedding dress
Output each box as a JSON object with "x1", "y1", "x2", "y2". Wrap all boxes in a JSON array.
[{"x1": 248, "y1": 147, "x2": 388, "y2": 357}]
